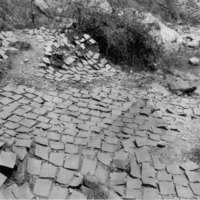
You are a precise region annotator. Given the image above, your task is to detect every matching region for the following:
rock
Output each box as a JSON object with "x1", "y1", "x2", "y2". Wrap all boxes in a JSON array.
[
  {"x1": 167, "y1": 76, "x2": 197, "y2": 95},
  {"x1": 88, "y1": 0, "x2": 112, "y2": 13},
  {"x1": 189, "y1": 57, "x2": 200, "y2": 66},
  {"x1": 32, "y1": 0, "x2": 53, "y2": 18},
  {"x1": 24, "y1": 58, "x2": 29, "y2": 63},
  {"x1": 73, "y1": 0, "x2": 112, "y2": 13},
  {"x1": 124, "y1": 9, "x2": 182, "y2": 53},
  {"x1": 151, "y1": 83, "x2": 170, "y2": 96}
]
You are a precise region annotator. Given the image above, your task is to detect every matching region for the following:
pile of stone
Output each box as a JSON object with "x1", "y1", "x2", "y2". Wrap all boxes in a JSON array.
[
  {"x1": 0, "y1": 31, "x2": 19, "y2": 61},
  {"x1": 35, "y1": 27, "x2": 118, "y2": 84}
]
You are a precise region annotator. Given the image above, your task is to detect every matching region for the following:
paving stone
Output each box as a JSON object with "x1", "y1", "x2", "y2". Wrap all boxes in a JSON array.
[
  {"x1": 180, "y1": 161, "x2": 199, "y2": 171},
  {"x1": 35, "y1": 144, "x2": 49, "y2": 160},
  {"x1": 64, "y1": 154, "x2": 80, "y2": 170},
  {"x1": 35, "y1": 136, "x2": 48, "y2": 146},
  {"x1": 157, "y1": 172, "x2": 172, "y2": 182},
  {"x1": 40, "y1": 163, "x2": 57, "y2": 178},
  {"x1": 143, "y1": 188, "x2": 160, "y2": 200},
  {"x1": 130, "y1": 158, "x2": 141, "y2": 178},
  {"x1": 95, "y1": 165, "x2": 108, "y2": 184},
  {"x1": 0, "y1": 151, "x2": 16, "y2": 168},
  {"x1": 0, "y1": 173, "x2": 7, "y2": 187},
  {"x1": 37, "y1": 122, "x2": 52, "y2": 130},
  {"x1": 97, "y1": 152, "x2": 112, "y2": 166},
  {"x1": 49, "y1": 152, "x2": 64, "y2": 167},
  {"x1": 125, "y1": 189, "x2": 142, "y2": 199},
  {"x1": 15, "y1": 139, "x2": 32, "y2": 148},
  {"x1": 105, "y1": 136, "x2": 118, "y2": 145},
  {"x1": 189, "y1": 183, "x2": 200, "y2": 195},
  {"x1": 135, "y1": 147, "x2": 151, "y2": 163},
  {"x1": 173, "y1": 174, "x2": 188, "y2": 186},
  {"x1": 88, "y1": 138, "x2": 102, "y2": 149},
  {"x1": 185, "y1": 171, "x2": 200, "y2": 182},
  {"x1": 81, "y1": 158, "x2": 97, "y2": 175},
  {"x1": 0, "y1": 97, "x2": 13, "y2": 105},
  {"x1": 13, "y1": 183, "x2": 34, "y2": 199},
  {"x1": 27, "y1": 157, "x2": 42, "y2": 175},
  {"x1": 33, "y1": 178, "x2": 52, "y2": 197},
  {"x1": 4, "y1": 122, "x2": 20, "y2": 130},
  {"x1": 48, "y1": 185, "x2": 68, "y2": 199},
  {"x1": 19, "y1": 118, "x2": 36, "y2": 128},
  {"x1": 159, "y1": 181, "x2": 176, "y2": 195},
  {"x1": 50, "y1": 141, "x2": 64, "y2": 150},
  {"x1": 176, "y1": 185, "x2": 194, "y2": 199},
  {"x1": 47, "y1": 132, "x2": 60, "y2": 141},
  {"x1": 65, "y1": 143, "x2": 79, "y2": 154},
  {"x1": 12, "y1": 146, "x2": 27, "y2": 161},
  {"x1": 166, "y1": 163, "x2": 182, "y2": 175},
  {"x1": 16, "y1": 126, "x2": 30, "y2": 133},
  {"x1": 142, "y1": 163, "x2": 155, "y2": 178},
  {"x1": 69, "y1": 190, "x2": 86, "y2": 200},
  {"x1": 126, "y1": 176, "x2": 142, "y2": 189},
  {"x1": 135, "y1": 137, "x2": 156, "y2": 147},
  {"x1": 142, "y1": 177, "x2": 157, "y2": 188},
  {"x1": 110, "y1": 172, "x2": 126, "y2": 185},
  {"x1": 8, "y1": 115, "x2": 23, "y2": 123},
  {"x1": 37, "y1": 116, "x2": 50, "y2": 123},
  {"x1": 102, "y1": 142, "x2": 115, "y2": 152},
  {"x1": 152, "y1": 156, "x2": 165, "y2": 170},
  {"x1": 56, "y1": 168, "x2": 74, "y2": 185},
  {"x1": 13, "y1": 109, "x2": 26, "y2": 117},
  {"x1": 62, "y1": 135, "x2": 74, "y2": 143},
  {"x1": 75, "y1": 137, "x2": 88, "y2": 146},
  {"x1": 69, "y1": 174, "x2": 84, "y2": 187}
]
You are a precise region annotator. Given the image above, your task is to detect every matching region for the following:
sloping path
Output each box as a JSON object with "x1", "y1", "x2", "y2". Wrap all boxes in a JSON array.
[{"x1": 0, "y1": 28, "x2": 200, "y2": 199}]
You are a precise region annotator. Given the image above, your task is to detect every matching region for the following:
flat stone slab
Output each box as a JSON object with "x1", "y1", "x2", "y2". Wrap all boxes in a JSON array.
[
  {"x1": 189, "y1": 183, "x2": 200, "y2": 195},
  {"x1": 64, "y1": 154, "x2": 80, "y2": 170},
  {"x1": 69, "y1": 190, "x2": 86, "y2": 200},
  {"x1": 143, "y1": 188, "x2": 160, "y2": 200},
  {"x1": 33, "y1": 178, "x2": 52, "y2": 197},
  {"x1": 173, "y1": 174, "x2": 188, "y2": 186},
  {"x1": 40, "y1": 163, "x2": 57, "y2": 178},
  {"x1": 166, "y1": 163, "x2": 182, "y2": 175},
  {"x1": 176, "y1": 185, "x2": 194, "y2": 199},
  {"x1": 13, "y1": 183, "x2": 34, "y2": 199},
  {"x1": 81, "y1": 158, "x2": 97, "y2": 176},
  {"x1": 48, "y1": 185, "x2": 68, "y2": 199},
  {"x1": 27, "y1": 157, "x2": 42, "y2": 175},
  {"x1": 56, "y1": 168, "x2": 74, "y2": 185},
  {"x1": 110, "y1": 172, "x2": 126, "y2": 185},
  {"x1": 130, "y1": 158, "x2": 141, "y2": 178},
  {"x1": 0, "y1": 173, "x2": 7, "y2": 187},
  {"x1": 180, "y1": 161, "x2": 199, "y2": 171},
  {"x1": 135, "y1": 147, "x2": 151, "y2": 163},
  {"x1": 0, "y1": 151, "x2": 16, "y2": 168},
  {"x1": 159, "y1": 182, "x2": 176, "y2": 195},
  {"x1": 185, "y1": 171, "x2": 200, "y2": 183}
]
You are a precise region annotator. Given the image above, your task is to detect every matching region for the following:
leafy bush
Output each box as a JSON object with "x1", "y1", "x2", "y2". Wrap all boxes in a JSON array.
[{"x1": 66, "y1": 2, "x2": 163, "y2": 70}]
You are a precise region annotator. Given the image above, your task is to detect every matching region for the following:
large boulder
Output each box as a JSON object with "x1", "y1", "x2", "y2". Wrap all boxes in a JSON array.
[
  {"x1": 122, "y1": 8, "x2": 182, "y2": 53},
  {"x1": 87, "y1": 0, "x2": 112, "y2": 13},
  {"x1": 141, "y1": 12, "x2": 182, "y2": 53}
]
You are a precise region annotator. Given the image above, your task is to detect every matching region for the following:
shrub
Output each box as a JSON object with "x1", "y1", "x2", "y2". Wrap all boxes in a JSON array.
[
  {"x1": 66, "y1": 2, "x2": 163, "y2": 70},
  {"x1": 0, "y1": 59, "x2": 12, "y2": 79},
  {"x1": 0, "y1": 0, "x2": 54, "y2": 31}
]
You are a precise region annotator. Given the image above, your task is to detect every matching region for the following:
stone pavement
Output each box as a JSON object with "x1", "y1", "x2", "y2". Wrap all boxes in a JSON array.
[
  {"x1": 1, "y1": 28, "x2": 200, "y2": 199},
  {"x1": 0, "y1": 81, "x2": 200, "y2": 199}
]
